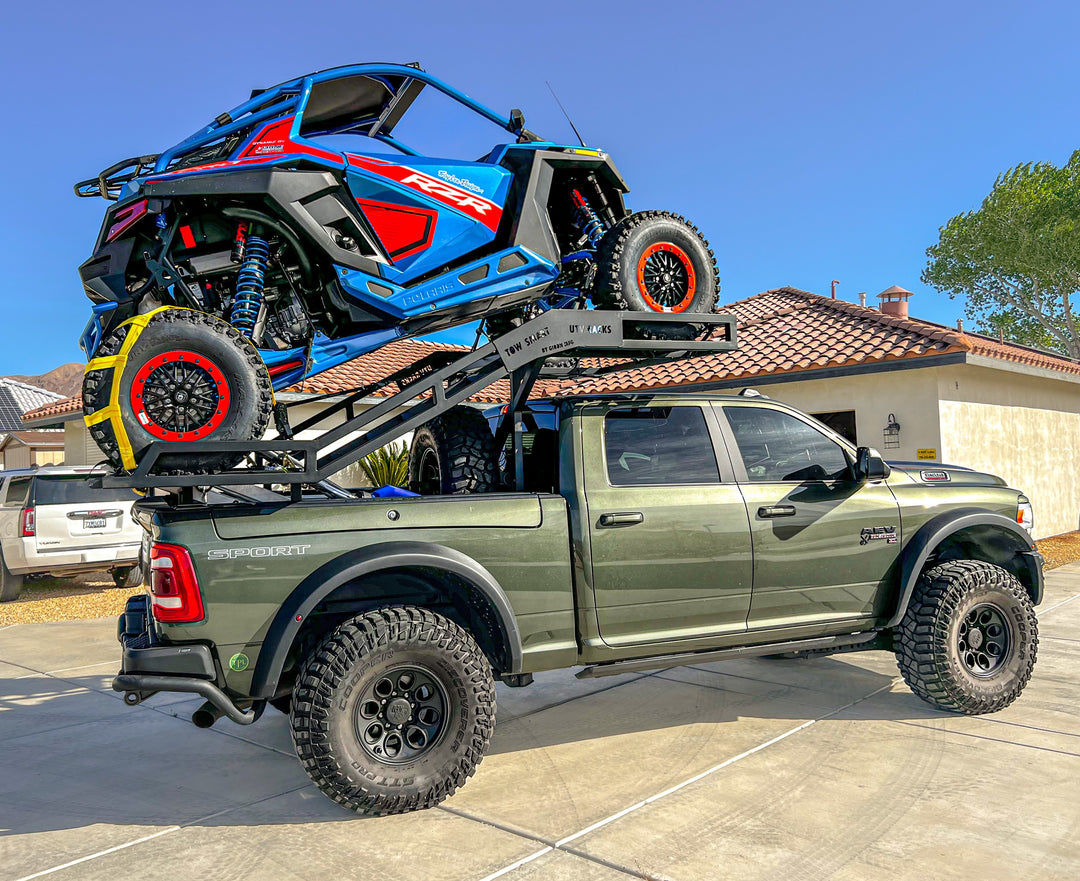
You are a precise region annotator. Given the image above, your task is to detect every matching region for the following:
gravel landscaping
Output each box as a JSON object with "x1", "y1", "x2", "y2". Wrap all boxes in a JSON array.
[{"x1": 0, "y1": 573, "x2": 140, "y2": 626}]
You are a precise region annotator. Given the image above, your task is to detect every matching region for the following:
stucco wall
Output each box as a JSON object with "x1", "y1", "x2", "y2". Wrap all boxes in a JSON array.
[
  {"x1": 937, "y1": 364, "x2": 1080, "y2": 539},
  {"x1": 741, "y1": 367, "x2": 945, "y2": 463}
]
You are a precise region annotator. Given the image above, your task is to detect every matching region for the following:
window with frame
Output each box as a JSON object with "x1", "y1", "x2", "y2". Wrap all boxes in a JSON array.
[
  {"x1": 604, "y1": 406, "x2": 720, "y2": 486},
  {"x1": 4, "y1": 477, "x2": 31, "y2": 507},
  {"x1": 723, "y1": 406, "x2": 852, "y2": 482}
]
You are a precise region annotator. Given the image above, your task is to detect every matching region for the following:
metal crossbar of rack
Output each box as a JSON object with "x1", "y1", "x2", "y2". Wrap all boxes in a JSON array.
[{"x1": 99, "y1": 311, "x2": 737, "y2": 497}]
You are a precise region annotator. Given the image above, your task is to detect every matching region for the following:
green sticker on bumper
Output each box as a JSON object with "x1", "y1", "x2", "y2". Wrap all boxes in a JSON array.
[{"x1": 228, "y1": 652, "x2": 249, "y2": 672}]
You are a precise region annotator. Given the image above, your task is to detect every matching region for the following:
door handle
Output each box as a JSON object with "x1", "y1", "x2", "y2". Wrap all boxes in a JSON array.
[
  {"x1": 599, "y1": 512, "x2": 644, "y2": 528},
  {"x1": 757, "y1": 505, "x2": 796, "y2": 519}
]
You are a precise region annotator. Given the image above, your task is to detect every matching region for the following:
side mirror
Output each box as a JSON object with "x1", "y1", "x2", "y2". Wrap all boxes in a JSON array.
[{"x1": 855, "y1": 447, "x2": 891, "y2": 481}]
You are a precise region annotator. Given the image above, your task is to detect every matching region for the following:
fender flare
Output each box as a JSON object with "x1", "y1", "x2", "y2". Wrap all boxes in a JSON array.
[
  {"x1": 884, "y1": 507, "x2": 1042, "y2": 629},
  {"x1": 249, "y1": 540, "x2": 523, "y2": 698}
]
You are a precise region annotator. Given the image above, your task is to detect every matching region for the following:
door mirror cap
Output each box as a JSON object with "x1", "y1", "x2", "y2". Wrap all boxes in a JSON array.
[{"x1": 855, "y1": 447, "x2": 891, "y2": 481}]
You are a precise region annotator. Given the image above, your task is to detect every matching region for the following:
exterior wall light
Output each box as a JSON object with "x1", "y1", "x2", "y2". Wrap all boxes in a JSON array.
[{"x1": 883, "y1": 413, "x2": 902, "y2": 449}]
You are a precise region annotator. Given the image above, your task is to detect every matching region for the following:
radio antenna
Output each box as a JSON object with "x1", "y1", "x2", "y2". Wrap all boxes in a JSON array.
[{"x1": 546, "y1": 81, "x2": 587, "y2": 147}]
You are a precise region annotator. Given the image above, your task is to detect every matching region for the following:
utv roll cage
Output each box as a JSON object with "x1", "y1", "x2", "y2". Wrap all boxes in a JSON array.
[{"x1": 75, "y1": 62, "x2": 542, "y2": 200}]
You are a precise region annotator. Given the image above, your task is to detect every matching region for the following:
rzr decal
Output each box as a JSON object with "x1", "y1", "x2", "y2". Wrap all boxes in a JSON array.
[{"x1": 347, "y1": 154, "x2": 502, "y2": 231}]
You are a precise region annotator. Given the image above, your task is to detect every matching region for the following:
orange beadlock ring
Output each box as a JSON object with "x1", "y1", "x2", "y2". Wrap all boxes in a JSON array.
[{"x1": 635, "y1": 242, "x2": 697, "y2": 313}]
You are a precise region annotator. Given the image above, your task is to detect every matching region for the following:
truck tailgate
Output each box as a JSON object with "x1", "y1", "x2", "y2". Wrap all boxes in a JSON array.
[{"x1": 211, "y1": 494, "x2": 544, "y2": 539}]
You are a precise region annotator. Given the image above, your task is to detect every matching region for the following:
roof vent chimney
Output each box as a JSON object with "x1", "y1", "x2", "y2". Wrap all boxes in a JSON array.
[
  {"x1": 858, "y1": 292, "x2": 867, "y2": 308},
  {"x1": 877, "y1": 285, "x2": 912, "y2": 318}
]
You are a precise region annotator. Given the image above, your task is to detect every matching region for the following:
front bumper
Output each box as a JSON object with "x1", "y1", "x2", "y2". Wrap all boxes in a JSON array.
[{"x1": 113, "y1": 595, "x2": 261, "y2": 725}]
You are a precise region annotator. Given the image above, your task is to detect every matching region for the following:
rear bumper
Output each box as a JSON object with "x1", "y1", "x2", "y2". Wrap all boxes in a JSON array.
[
  {"x1": 113, "y1": 595, "x2": 261, "y2": 725},
  {"x1": 8, "y1": 541, "x2": 140, "y2": 576}
]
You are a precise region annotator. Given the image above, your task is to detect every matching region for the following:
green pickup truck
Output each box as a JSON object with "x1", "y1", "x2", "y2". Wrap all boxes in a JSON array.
[{"x1": 114, "y1": 392, "x2": 1042, "y2": 816}]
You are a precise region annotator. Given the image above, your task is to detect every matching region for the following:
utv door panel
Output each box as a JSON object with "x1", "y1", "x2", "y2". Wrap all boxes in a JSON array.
[
  {"x1": 584, "y1": 404, "x2": 753, "y2": 646},
  {"x1": 719, "y1": 404, "x2": 900, "y2": 628}
]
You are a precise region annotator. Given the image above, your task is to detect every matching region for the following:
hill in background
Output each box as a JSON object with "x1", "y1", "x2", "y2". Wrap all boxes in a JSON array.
[{"x1": 1, "y1": 363, "x2": 83, "y2": 398}]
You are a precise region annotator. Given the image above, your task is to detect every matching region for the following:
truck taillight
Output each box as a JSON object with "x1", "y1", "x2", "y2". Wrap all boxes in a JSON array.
[
  {"x1": 20, "y1": 507, "x2": 35, "y2": 537},
  {"x1": 149, "y1": 543, "x2": 204, "y2": 623}
]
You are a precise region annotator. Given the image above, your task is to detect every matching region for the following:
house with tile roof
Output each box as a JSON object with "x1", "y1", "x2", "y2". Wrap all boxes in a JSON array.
[{"x1": 23, "y1": 287, "x2": 1080, "y2": 536}]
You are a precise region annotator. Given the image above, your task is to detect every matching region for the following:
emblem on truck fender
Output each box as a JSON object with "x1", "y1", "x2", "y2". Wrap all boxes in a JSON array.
[
  {"x1": 859, "y1": 527, "x2": 898, "y2": 546},
  {"x1": 207, "y1": 545, "x2": 311, "y2": 560}
]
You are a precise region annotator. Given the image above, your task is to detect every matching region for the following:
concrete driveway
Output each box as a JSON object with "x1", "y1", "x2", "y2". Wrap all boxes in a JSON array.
[{"x1": 2, "y1": 568, "x2": 1079, "y2": 881}]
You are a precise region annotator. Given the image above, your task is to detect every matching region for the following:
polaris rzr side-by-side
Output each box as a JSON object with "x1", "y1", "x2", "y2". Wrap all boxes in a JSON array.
[{"x1": 75, "y1": 63, "x2": 719, "y2": 472}]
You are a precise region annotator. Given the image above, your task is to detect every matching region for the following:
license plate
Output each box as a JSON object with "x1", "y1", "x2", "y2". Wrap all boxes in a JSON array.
[{"x1": 83, "y1": 517, "x2": 107, "y2": 530}]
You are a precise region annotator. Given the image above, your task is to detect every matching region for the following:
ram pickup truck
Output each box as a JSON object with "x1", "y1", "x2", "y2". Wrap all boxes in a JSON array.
[{"x1": 113, "y1": 392, "x2": 1042, "y2": 816}]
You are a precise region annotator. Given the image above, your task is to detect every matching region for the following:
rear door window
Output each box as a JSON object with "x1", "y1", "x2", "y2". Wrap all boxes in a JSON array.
[
  {"x1": 604, "y1": 406, "x2": 720, "y2": 486},
  {"x1": 32, "y1": 477, "x2": 141, "y2": 506},
  {"x1": 4, "y1": 477, "x2": 31, "y2": 507}
]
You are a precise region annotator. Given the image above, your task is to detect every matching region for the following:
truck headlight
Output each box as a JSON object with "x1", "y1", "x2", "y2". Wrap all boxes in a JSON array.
[{"x1": 1017, "y1": 495, "x2": 1034, "y2": 533}]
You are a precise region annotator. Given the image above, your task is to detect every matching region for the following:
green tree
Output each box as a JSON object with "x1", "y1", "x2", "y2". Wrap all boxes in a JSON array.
[{"x1": 922, "y1": 149, "x2": 1080, "y2": 357}]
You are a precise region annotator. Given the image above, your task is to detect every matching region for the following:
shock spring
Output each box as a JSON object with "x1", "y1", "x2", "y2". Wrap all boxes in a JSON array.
[
  {"x1": 572, "y1": 189, "x2": 605, "y2": 248},
  {"x1": 231, "y1": 232, "x2": 270, "y2": 338}
]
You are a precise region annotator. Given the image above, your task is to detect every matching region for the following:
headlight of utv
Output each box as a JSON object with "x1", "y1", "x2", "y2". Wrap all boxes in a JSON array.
[{"x1": 1017, "y1": 495, "x2": 1034, "y2": 533}]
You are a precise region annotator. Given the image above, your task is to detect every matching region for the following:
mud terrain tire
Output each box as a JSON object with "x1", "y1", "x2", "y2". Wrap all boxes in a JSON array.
[
  {"x1": 83, "y1": 309, "x2": 272, "y2": 473},
  {"x1": 290, "y1": 606, "x2": 496, "y2": 815},
  {"x1": 594, "y1": 210, "x2": 719, "y2": 340},
  {"x1": 408, "y1": 406, "x2": 499, "y2": 494},
  {"x1": 894, "y1": 560, "x2": 1038, "y2": 714}
]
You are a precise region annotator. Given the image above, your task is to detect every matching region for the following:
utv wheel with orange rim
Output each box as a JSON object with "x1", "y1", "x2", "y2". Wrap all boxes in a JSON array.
[
  {"x1": 594, "y1": 210, "x2": 719, "y2": 340},
  {"x1": 82, "y1": 309, "x2": 273, "y2": 473}
]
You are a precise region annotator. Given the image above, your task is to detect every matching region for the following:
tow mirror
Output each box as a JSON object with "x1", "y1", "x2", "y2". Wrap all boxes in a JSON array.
[{"x1": 855, "y1": 447, "x2": 890, "y2": 481}]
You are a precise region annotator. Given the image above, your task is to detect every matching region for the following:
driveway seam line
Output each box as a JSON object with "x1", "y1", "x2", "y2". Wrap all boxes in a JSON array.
[
  {"x1": 1037, "y1": 591, "x2": 1080, "y2": 616},
  {"x1": 891, "y1": 719, "x2": 1080, "y2": 758},
  {"x1": 475, "y1": 679, "x2": 896, "y2": 880}
]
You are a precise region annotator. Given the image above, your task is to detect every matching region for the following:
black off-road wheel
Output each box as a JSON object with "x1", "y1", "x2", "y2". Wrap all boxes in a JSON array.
[
  {"x1": 83, "y1": 309, "x2": 273, "y2": 473},
  {"x1": 290, "y1": 606, "x2": 496, "y2": 815},
  {"x1": 594, "y1": 210, "x2": 719, "y2": 340},
  {"x1": 894, "y1": 560, "x2": 1038, "y2": 714},
  {"x1": 408, "y1": 406, "x2": 500, "y2": 495}
]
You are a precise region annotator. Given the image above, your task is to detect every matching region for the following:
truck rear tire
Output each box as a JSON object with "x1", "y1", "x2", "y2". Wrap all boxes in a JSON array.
[
  {"x1": 894, "y1": 560, "x2": 1038, "y2": 714},
  {"x1": 83, "y1": 309, "x2": 273, "y2": 474},
  {"x1": 593, "y1": 210, "x2": 719, "y2": 341},
  {"x1": 0, "y1": 553, "x2": 24, "y2": 602},
  {"x1": 408, "y1": 406, "x2": 500, "y2": 494},
  {"x1": 290, "y1": 606, "x2": 496, "y2": 815}
]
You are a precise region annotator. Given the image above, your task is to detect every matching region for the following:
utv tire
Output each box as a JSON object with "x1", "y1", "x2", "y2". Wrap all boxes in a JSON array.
[
  {"x1": 409, "y1": 406, "x2": 499, "y2": 494},
  {"x1": 83, "y1": 309, "x2": 273, "y2": 473},
  {"x1": 290, "y1": 606, "x2": 496, "y2": 815},
  {"x1": 894, "y1": 560, "x2": 1038, "y2": 714},
  {"x1": 594, "y1": 210, "x2": 719, "y2": 340},
  {"x1": 0, "y1": 553, "x2": 24, "y2": 602}
]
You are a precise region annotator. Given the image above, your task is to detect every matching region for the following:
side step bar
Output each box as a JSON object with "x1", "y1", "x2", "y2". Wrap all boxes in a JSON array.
[
  {"x1": 113, "y1": 673, "x2": 265, "y2": 726},
  {"x1": 575, "y1": 632, "x2": 887, "y2": 679}
]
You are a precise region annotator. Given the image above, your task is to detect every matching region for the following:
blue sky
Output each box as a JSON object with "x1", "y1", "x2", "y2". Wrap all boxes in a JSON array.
[{"x1": 2, "y1": 0, "x2": 1079, "y2": 374}]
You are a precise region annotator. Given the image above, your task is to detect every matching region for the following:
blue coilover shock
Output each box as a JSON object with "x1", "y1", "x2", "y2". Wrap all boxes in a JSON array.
[
  {"x1": 571, "y1": 189, "x2": 605, "y2": 248},
  {"x1": 231, "y1": 229, "x2": 270, "y2": 338}
]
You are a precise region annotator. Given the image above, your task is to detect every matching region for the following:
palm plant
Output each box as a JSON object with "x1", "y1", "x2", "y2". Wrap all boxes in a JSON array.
[{"x1": 356, "y1": 440, "x2": 409, "y2": 488}]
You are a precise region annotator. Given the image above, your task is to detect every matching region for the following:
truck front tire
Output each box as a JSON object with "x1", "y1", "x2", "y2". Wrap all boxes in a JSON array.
[
  {"x1": 894, "y1": 560, "x2": 1038, "y2": 714},
  {"x1": 290, "y1": 606, "x2": 496, "y2": 815}
]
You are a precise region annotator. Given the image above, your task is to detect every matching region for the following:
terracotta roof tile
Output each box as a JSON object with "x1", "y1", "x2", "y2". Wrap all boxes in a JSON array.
[{"x1": 22, "y1": 395, "x2": 84, "y2": 422}]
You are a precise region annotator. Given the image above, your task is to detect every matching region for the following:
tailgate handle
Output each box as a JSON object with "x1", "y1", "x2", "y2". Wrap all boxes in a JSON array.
[
  {"x1": 68, "y1": 510, "x2": 123, "y2": 519},
  {"x1": 599, "y1": 512, "x2": 644, "y2": 528},
  {"x1": 758, "y1": 505, "x2": 796, "y2": 518}
]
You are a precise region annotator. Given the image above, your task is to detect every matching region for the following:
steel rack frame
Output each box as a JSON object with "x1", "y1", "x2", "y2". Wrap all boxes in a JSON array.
[{"x1": 98, "y1": 311, "x2": 737, "y2": 498}]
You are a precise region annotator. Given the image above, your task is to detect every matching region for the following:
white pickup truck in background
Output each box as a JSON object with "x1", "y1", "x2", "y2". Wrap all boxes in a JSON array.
[{"x1": 0, "y1": 466, "x2": 143, "y2": 601}]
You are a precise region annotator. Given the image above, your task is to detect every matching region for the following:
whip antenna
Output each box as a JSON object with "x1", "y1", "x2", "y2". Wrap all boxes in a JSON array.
[{"x1": 547, "y1": 81, "x2": 587, "y2": 147}]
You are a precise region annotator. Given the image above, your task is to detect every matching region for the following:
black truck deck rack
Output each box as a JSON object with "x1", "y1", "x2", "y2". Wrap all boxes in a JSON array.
[{"x1": 99, "y1": 311, "x2": 737, "y2": 498}]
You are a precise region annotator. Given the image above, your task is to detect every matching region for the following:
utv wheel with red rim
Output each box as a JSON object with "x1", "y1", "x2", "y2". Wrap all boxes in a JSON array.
[
  {"x1": 82, "y1": 309, "x2": 273, "y2": 473},
  {"x1": 594, "y1": 210, "x2": 719, "y2": 340}
]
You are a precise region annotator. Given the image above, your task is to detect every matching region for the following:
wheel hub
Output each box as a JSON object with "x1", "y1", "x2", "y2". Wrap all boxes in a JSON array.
[
  {"x1": 130, "y1": 350, "x2": 231, "y2": 442},
  {"x1": 636, "y1": 242, "x2": 697, "y2": 313},
  {"x1": 958, "y1": 602, "x2": 1011, "y2": 677},
  {"x1": 355, "y1": 665, "x2": 448, "y2": 764}
]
